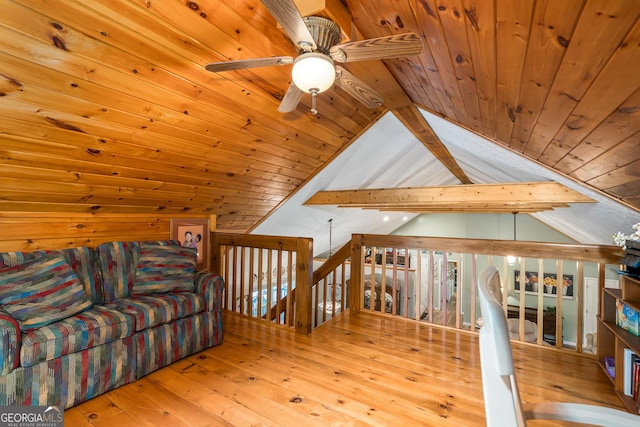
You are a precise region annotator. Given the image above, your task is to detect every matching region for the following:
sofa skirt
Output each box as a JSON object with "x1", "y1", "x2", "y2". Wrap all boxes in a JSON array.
[
  {"x1": 0, "y1": 335, "x2": 136, "y2": 408},
  {"x1": 135, "y1": 310, "x2": 223, "y2": 378}
]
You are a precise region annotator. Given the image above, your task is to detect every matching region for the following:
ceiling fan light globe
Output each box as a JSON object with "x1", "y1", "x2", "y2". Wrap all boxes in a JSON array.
[{"x1": 292, "y1": 53, "x2": 335, "y2": 94}]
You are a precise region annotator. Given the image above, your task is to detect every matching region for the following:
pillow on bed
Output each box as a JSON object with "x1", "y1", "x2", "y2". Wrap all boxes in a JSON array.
[
  {"x1": 133, "y1": 244, "x2": 196, "y2": 295},
  {"x1": 0, "y1": 253, "x2": 94, "y2": 330}
]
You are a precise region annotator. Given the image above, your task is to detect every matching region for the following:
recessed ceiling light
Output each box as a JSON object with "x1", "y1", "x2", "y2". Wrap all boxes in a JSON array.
[{"x1": 383, "y1": 216, "x2": 390, "y2": 222}]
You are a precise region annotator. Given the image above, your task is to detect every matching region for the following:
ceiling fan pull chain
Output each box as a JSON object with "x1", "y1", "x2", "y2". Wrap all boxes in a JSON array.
[{"x1": 310, "y1": 89, "x2": 319, "y2": 115}]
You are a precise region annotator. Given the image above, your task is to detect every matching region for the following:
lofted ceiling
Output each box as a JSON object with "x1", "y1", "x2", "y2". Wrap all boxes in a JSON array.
[{"x1": 0, "y1": 0, "x2": 639, "y2": 234}]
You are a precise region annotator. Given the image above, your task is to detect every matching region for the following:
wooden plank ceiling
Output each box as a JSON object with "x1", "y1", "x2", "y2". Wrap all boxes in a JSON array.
[{"x1": 0, "y1": 0, "x2": 638, "y2": 232}]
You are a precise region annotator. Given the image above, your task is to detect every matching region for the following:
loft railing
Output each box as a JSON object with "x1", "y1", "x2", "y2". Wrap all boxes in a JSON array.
[
  {"x1": 212, "y1": 232, "x2": 622, "y2": 353},
  {"x1": 211, "y1": 232, "x2": 352, "y2": 332},
  {"x1": 347, "y1": 234, "x2": 621, "y2": 352},
  {"x1": 311, "y1": 242, "x2": 351, "y2": 328},
  {"x1": 211, "y1": 232, "x2": 313, "y2": 333}
]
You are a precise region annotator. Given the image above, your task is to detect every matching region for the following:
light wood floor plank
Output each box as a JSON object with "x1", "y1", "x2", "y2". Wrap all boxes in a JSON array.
[{"x1": 67, "y1": 310, "x2": 626, "y2": 426}]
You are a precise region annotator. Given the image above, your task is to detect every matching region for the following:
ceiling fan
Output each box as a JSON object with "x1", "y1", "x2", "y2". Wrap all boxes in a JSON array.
[{"x1": 204, "y1": 0, "x2": 423, "y2": 114}]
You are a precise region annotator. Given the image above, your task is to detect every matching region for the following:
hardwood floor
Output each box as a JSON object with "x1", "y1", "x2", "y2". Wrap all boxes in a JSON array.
[{"x1": 66, "y1": 310, "x2": 625, "y2": 426}]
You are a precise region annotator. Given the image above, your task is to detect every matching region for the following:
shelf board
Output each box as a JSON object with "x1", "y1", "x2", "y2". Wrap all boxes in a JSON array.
[
  {"x1": 596, "y1": 359, "x2": 616, "y2": 387},
  {"x1": 603, "y1": 288, "x2": 622, "y2": 299},
  {"x1": 600, "y1": 319, "x2": 640, "y2": 354},
  {"x1": 622, "y1": 274, "x2": 640, "y2": 303},
  {"x1": 614, "y1": 390, "x2": 640, "y2": 415}
]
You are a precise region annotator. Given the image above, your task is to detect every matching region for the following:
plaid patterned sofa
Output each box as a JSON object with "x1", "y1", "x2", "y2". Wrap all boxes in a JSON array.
[{"x1": 0, "y1": 240, "x2": 224, "y2": 408}]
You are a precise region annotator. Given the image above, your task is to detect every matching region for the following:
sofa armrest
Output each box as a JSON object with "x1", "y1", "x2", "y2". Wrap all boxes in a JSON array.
[
  {"x1": 0, "y1": 309, "x2": 21, "y2": 375},
  {"x1": 194, "y1": 271, "x2": 225, "y2": 313}
]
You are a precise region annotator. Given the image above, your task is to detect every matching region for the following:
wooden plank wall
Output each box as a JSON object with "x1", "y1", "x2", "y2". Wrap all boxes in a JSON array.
[{"x1": 0, "y1": 212, "x2": 216, "y2": 252}]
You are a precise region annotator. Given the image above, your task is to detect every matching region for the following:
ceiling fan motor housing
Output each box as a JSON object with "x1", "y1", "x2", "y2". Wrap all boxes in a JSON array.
[{"x1": 303, "y1": 16, "x2": 341, "y2": 54}]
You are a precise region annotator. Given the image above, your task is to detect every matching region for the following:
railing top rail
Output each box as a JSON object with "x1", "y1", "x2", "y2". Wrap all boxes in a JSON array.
[
  {"x1": 353, "y1": 234, "x2": 621, "y2": 264},
  {"x1": 214, "y1": 232, "x2": 312, "y2": 251},
  {"x1": 312, "y1": 242, "x2": 351, "y2": 283}
]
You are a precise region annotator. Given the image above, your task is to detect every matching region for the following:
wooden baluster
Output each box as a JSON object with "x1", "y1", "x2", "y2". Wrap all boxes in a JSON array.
[
  {"x1": 275, "y1": 249, "x2": 283, "y2": 324},
  {"x1": 414, "y1": 249, "x2": 422, "y2": 321},
  {"x1": 536, "y1": 258, "x2": 545, "y2": 344},
  {"x1": 556, "y1": 260, "x2": 564, "y2": 349},
  {"x1": 239, "y1": 246, "x2": 246, "y2": 315},
  {"x1": 257, "y1": 248, "x2": 263, "y2": 319},
  {"x1": 576, "y1": 261, "x2": 584, "y2": 352},
  {"x1": 248, "y1": 248, "x2": 255, "y2": 318}
]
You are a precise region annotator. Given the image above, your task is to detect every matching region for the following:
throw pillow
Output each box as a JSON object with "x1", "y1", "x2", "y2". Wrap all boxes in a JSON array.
[
  {"x1": 133, "y1": 244, "x2": 196, "y2": 295},
  {"x1": 0, "y1": 253, "x2": 94, "y2": 330}
]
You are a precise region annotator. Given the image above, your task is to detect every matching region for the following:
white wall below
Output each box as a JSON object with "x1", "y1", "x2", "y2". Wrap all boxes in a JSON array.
[{"x1": 393, "y1": 212, "x2": 576, "y2": 244}]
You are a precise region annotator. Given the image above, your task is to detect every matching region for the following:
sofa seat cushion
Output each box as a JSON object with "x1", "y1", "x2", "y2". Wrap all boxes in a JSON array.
[
  {"x1": 20, "y1": 306, "x2": 134, "y2": 368},
  {"x1": 0, "y1": 253, "x2": 94, "y2": 331},
  {"x1": 133, "y1": 244, "x2": 197, "y2": 295},
  {"x1": 107, "y1": 292, "x2": 206, "y2": 331}
]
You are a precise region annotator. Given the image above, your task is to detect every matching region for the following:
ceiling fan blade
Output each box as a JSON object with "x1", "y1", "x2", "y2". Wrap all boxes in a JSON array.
[
  {"x1": 335, "y1": 66, "x2": 383, "y2": 109},
  {"x1": 205, "y1": 56, "x2": 293, "y2": 72},
  {"x1": 260, "y1": 0, "x2": 317, "y2": 52},
  {"x1": 330, "y1": 33, "x2": 423, "y2": 63},
  {"x1": 278, "y1": 83, "x2": 303, "y2": 113}
]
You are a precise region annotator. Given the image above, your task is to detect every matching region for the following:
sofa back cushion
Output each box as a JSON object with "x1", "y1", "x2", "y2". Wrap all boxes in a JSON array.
[
  {"x1": 96, "y1": 241, "x2": 140, "y2": 303},
  {"x1": 60, "y1": 247, "x2": 103, "y2": 305},
  {"x1": 0, "y1": 253, "x2": 94, "y2": 330},
  {"x1": 133, "y1": 244, "x2": 197, "y2": 295},
  {"x1": 97, "y1": 240, "x2": 181, "y2": 302},
  {"x1": 0, "y1": 247, "x2": 103, "y2": 305}
]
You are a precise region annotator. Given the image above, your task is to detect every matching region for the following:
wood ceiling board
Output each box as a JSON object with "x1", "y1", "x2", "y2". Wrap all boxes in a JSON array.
[
  {"x1": 436, "y1": 0, "x2": 483, "y2": 134},
  {"x1": 508, "y1": 0, "x2": 585, "y2": 152},
  {"x1": 387, "y1": 57, "x2": 438, "y2": 112},
  {"x1": 494, "y1": 0, "x2": 535, "y2": 144},
  {"x1": 607, "y1": 179, "x2": 640, "y2": 201},
  {"x1": 3, "y1": 32, "x2": 352, "y2": 164},
  {"x1": 573, "y1": 131, "x2": 640, "y2": 184},
  {"x1": 585, "y1": 158, "x2": 640, "y2": 191},
  {"x1": 557, "y1": 88, "x2": 640, "y2": 175},
  {"x1": 524, "y1": 0, "x2": 640, "y2": 159},
  {"x1": 8, "y1": 0, "x2": 362, "y2": 147},
  {"x1": 410, "y1": 0, "x2": 469, "y2": 123},
  {"x1": 0, "y1": 103, "x2": 311, "y2": 184},
  {"x1": 347, "y1": 0, "x2": 455, "y2": 115},
  {"x1": 461, "y1": 0, "x2": 497, "y2": 140},
  {"x1": 0, "y1": 78, "x2": 326, "y2": 175},
  {"x1": 0, "y1": 133, "x2": 301, "y2": 194},
  {"x1": 539, "y1": 18, "x2": 640, "y2": 167},
  {"x1": 0, "y1": 162, "x2": 291, "y2": 200}
]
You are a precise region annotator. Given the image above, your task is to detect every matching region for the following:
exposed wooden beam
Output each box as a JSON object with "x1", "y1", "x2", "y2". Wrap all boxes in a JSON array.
[
  {"x1": 392, "y1": 105, "x2": 473, "y2": 184},
  {"x1": 343, "y1": 204, "x2": 565, "y2": 213},
  {"x1": 305, "y1": 182, "x2": 595, "y2": 213}
]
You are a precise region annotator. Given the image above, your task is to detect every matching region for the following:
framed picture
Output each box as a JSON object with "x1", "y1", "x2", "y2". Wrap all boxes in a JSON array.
[
  {"x1": 374, "y1": 248, "x2": 406, "y2": 266},
  {"x1": 514, "y1": 270, "x2": 574, "y2": 298},
  {"x1": 170, "y1": 218, "x2": 210, "y2": 270}
]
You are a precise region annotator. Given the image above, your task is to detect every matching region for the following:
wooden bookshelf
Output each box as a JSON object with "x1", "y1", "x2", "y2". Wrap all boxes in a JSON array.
[{"x1": 597, "y1": 275, "x2": 640, "y2": 413}]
